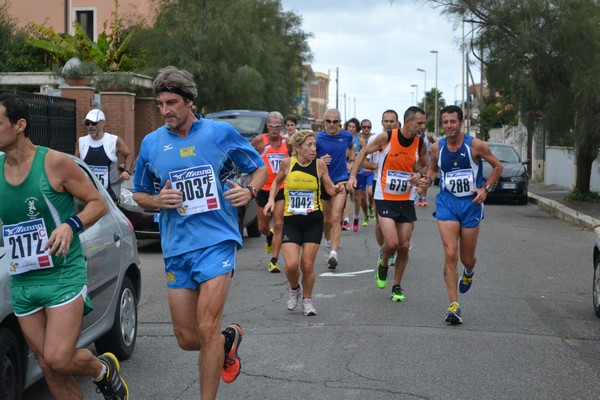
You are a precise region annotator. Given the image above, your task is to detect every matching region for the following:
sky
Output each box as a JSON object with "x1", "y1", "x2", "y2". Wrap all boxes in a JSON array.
[{"x1": 279, "y1": 0, "x2": 478, "y2": 131}]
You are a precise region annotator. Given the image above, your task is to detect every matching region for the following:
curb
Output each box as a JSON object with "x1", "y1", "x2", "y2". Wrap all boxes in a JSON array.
[{"x1": 528, "y1": 192, "x2": 600, "y2": 236}]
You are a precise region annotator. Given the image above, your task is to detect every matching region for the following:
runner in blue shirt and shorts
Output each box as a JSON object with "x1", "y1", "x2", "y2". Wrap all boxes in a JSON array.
[
  {"x1": 420, "y1": 105, "x2": 503, "y2": 325},
  {"x1": 132, "y1": 66, "x2": 267, "y2": 398},
  {"x1": 316, "y1": 108, "x2": 354, "y2": 269}
]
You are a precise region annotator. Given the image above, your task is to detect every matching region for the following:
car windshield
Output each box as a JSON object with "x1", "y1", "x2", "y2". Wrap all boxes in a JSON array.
[
  {"x1": 489, "y1": 145, "x2": 520, "y2": 163},
  {"x1": 211, "y1": 115, "x2": 265, "y2": 133}
]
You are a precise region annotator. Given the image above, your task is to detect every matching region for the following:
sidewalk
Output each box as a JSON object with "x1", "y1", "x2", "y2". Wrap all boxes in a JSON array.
[{"x1": 527, "y1": 183, "x2": 600, "y2": 235}]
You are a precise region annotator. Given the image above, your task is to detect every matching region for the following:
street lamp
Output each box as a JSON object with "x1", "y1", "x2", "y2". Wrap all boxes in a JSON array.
[
  {"x1": 430, "y1": 50, "x2": 439, "y2": 136},
  {"x1": 454, "y1": 84, "x2": 461, "y2": 106},
  {"x1": 416, "y1": 68, "x2": 426, "y2": 115},
  {"x1": 411, "y1": 84, "x2": 418, "y2": 108}
]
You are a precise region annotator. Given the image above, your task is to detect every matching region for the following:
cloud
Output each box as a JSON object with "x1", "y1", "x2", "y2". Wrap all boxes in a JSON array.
[{"x1": 281, "y1": 0, "x2": 475, "y2": 127}]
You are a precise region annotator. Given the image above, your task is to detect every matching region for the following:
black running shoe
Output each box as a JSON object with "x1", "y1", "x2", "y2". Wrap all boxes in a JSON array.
[{"x1": 94, "y1": 352, "x2": 129, "y2": 400}]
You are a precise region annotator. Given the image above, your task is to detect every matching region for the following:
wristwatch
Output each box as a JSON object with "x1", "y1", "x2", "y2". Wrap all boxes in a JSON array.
[
  {"x1": 246, "y1": 185, "x2": 257, "y2": 199},
  {"x1": 484, "y1": 184, "x2": 494, "y2": 193}
]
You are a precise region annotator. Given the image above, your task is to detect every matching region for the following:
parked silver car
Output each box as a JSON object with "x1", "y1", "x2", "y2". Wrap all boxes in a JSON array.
[{"x1": 0, "y1": 156, "x2": 141, "y2": 398}]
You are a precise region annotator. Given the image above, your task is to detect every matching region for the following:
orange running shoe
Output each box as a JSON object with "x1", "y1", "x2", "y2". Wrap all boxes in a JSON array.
[{"x1": 222, "y1": 323, "x2": 243, "y2": 383}]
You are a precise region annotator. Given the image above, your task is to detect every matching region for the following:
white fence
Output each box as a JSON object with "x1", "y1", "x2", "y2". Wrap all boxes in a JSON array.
[
  {"x1": 488, "y1": 126, "x2": 600, "y2": 192},
  {"x1": 544, "y1": 147, "x2": 600, "y2": 191}
]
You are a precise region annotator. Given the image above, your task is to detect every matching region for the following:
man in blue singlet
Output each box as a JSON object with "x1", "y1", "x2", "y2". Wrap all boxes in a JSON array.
[
  {"x1": 132, "y1": 66, "x2": 267, "y2": 398},
  {"x1": 316, "y1": 108, "x2": 354, "y2": 269},
  {"x1": 420, "y1": 105, "x2": 503, "y2": 325}
]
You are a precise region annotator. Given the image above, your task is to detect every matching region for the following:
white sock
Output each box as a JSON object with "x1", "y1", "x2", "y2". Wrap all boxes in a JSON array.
[{"x1": 94, "y1": 363, "x2": 107, "y2": 381}]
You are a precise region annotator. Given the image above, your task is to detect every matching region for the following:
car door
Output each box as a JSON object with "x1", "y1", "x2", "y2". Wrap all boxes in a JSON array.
[{"x1": 75, "y1": 161, "x2": 123, "y2": 329}]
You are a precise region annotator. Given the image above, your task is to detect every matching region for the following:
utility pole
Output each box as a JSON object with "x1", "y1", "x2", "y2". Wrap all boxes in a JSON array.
[
  {"x1": 430, "y1": 50, "x2": 439, "y2": 136},
  {"x1": 335, "y1": 67, "x2": 339, "y2": 111},
  {"x1": 461, "y1": 20, "x2": 465, "y2": 118}
]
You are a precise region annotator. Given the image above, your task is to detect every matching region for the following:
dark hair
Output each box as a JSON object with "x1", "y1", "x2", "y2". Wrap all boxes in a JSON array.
[
  {"x1": 0, "y1": 93, "x2": 29, "y2": 137},
  {"x1": 381, "y1": 109, "x2": 398, "y2": 121},
  {"x1": 403, "y1": 106, "x2": 425, "y2": 122},
  {"x1": 153, "y1": 66, "x2": 198, "y2": 101},
  {"x1": 440, "y1": 105, "x2": 463, "y2": 122},
  {"x1": 284, "y1": 114, "x2": 298, "y2": 125},
  {"x1": 344, "y1": 117, "x2": 360, "y2": 131}
]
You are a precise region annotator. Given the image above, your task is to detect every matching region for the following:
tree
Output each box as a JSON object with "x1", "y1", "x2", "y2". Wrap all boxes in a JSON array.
[
  {"x1": 478, "y1": 96, "x2": 517, "y2": 140},
  {"x1": 129, "y1": 0, "x2": 311, "y2": 114},
  {"x1": 429, "y1": 0, "x2": 600, "y2": 194},
  {"x1": 0, "y1": 1, "x2": 45, "y2": 72},
  {"x1": 420, "y1": 88, "x2": 446, "y2": 134}
]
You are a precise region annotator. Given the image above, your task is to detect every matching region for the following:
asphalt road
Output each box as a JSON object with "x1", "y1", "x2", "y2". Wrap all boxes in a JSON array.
[{"x1": 25, "y1": 187, "x2": 600, "y2": 399}]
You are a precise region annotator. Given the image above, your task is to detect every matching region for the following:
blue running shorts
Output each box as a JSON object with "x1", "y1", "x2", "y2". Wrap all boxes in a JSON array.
[
  {"x1": 355, "y1": 172, "x2": 370, "y2": 191},
  {"x1": 164, "y1": 240, "x2": 237, "y2": 289},
  {"x1": 433, "y1": 192, "x2": 484, "y2": 228}
]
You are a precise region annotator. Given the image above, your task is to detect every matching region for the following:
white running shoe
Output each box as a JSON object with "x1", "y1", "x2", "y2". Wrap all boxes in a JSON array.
[
  {"x1": 327, "y1": 251, "x2": 338, "y2": 269},
  {"x1": 287, "y1": 286, "x2": 302, "y2": 311},
  {"x1": 302, "y1": 299, "x2": 317, "y2": 316}
]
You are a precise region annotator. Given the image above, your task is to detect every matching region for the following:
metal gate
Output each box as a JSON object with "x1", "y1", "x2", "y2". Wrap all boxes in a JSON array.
[{"x1": 0, "y1": 91, "x2": 77, "y2": 154}]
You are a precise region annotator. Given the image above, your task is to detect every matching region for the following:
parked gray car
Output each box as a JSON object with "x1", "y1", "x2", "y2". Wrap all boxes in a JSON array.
[
  {"x1": 204, "y1": 110, "x2": 267, "y2": 238},
  {"x1": 0, "y1": 155, "x2": 141, "y2": 398}
]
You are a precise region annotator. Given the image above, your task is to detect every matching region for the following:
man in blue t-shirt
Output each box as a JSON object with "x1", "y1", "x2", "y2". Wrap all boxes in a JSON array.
[
  {"x1": 316, "y1": 108, "x2": 354, "y2": 269},
  {"x1": 132, "y1": 66, "x2": 267, "y2": 398}
]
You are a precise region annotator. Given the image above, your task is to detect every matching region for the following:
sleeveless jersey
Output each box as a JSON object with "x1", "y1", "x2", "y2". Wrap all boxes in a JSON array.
[
  {"x1": 260, "y1": 134, "x2": 288, "y2": 191},
  {"x1": 78, "y1": 133, "x2": 119, "y2": 199},
  {"x1": 0, "y1": 146, "x2": 86, "y2": 286},
  {"x1": 283, "y1": 156, "x2": 322, "y2": 216},
  {"x1": 359, "y1": 134, "x2": 375, "y2": 173},
  {"x1": 352, "y1": 134, "x2": 364, "y2": 174},
  {"x1": 374, "y1": 129, "x2": 421, "y2": 201},
  {"x1": 438, "y1": 135, "x2": 482, "y2": 198}
]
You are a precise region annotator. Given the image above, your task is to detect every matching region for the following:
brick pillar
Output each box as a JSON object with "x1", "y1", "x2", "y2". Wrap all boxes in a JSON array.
[
  {"x1": 100, "y1": 92, "x2": 136, "y2": 168},
  {"x1": 60, "y1": 86, "x2": 95, "y2": 140},
  {"x1": 134, "y1": 97, "x2": 161, "y2": 157}
]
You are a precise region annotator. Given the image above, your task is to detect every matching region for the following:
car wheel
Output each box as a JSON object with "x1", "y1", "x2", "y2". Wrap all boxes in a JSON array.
[
  {"x1": 0, "y1": 329, "x2": 22, "y2": 400},
  {"x1": 237, "y1": 207, "x2": 246, "y2": 237},
  {"x1": 518, "y1": 196, "x2": 528, "y2": 205},
  {"x1": 246, "y1": 217, "x2": 261, "y2": 238},
  {"x1": 95, "y1": 276, "x2": 138, "y2": 360},
  {"x1": 594, "y1": 257, "x2": 600, "y2": 318}
]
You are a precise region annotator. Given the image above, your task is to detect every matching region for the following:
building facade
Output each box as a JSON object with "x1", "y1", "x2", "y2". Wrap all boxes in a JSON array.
[{"x1": 8, "y1": 0, "x2": 155, "y2": 41}]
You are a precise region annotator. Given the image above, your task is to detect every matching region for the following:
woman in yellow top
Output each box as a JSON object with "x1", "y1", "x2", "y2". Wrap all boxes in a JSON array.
[{"x1": 264, "y1": 130, "x2": 344, "y2": 316}]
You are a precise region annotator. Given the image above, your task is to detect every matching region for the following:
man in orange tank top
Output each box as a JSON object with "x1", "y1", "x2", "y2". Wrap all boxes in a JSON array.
[
  {"x1": 251, "y1": 111, "x2": 289, "y2": 273},
  {"x1": 348, "y1": 107, "x2": 427, "y2": 302}
]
